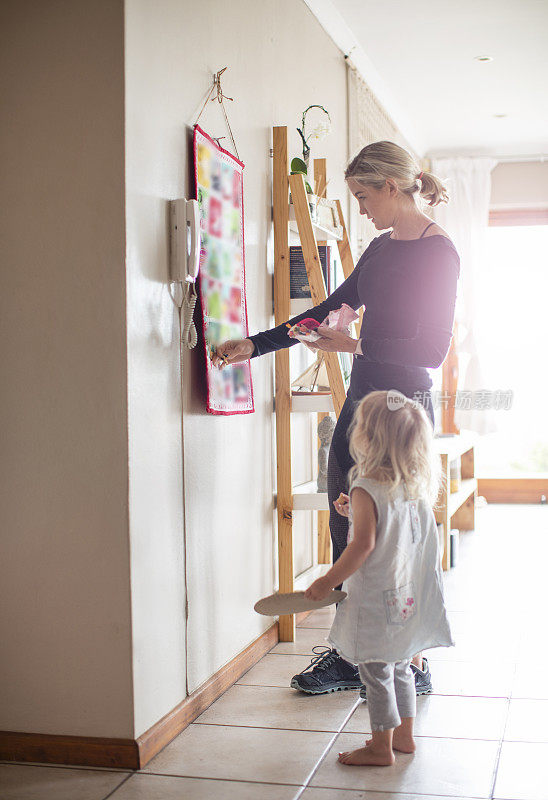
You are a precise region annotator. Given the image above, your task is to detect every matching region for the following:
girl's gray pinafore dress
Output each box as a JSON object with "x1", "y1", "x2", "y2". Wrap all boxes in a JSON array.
[{"x1": 327, "y1": 476, "x2": 455, "y2": 665}]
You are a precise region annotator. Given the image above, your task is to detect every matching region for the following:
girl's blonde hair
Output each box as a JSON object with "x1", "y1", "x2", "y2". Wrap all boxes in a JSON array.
[
  {"x1": 345, "y1": 140, "x2": 449, "y2": 208},
  {"x1": 348, "y1": 391, "x2": 444, "y2": 508}
]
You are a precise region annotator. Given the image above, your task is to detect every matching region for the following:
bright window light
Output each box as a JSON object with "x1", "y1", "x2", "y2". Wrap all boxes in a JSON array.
[{"x1": 475, "y1": 224, "x2": 548, "y2": 476}]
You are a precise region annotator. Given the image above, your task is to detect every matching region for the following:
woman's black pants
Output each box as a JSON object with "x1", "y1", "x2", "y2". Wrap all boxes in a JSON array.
[{"x1": 327, "y1": 385, "x2": 435, "y2": 575}]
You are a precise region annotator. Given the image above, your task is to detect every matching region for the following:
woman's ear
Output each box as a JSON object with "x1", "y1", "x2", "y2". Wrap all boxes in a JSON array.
[{"x1": 385, "y1": 178, "x2": 398, "y2": 196}]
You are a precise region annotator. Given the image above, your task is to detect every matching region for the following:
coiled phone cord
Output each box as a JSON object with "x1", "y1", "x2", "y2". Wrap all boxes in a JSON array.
[{"x1": 182, "y1": 283, "x2": 198, "y2": 349}]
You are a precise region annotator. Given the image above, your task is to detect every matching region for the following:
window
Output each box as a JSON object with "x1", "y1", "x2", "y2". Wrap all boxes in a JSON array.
[{"x1": 475, "y1": 222, "x2": 548, "y2": 476}]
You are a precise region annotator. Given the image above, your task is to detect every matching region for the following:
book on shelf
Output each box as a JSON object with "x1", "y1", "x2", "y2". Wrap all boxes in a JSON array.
[{"x1": 289, "y1": 245, "x2": 331, "y2": 298}]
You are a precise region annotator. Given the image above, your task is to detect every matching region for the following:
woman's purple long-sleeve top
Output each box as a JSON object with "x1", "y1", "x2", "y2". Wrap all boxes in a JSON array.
[{"x1": 247, "y1": 231, "x2": 460, "y2": 397}]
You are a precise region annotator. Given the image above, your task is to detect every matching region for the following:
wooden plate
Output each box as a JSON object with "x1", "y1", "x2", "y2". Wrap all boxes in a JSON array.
[{"x1": 254, "y1": 589, "x2": 346, "y2": 616}]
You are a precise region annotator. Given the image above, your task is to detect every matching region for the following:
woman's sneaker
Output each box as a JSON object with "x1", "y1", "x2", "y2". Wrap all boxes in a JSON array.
[
  {"x1": 290, "y1": 646, "x2": 363, "y2": 694},
  {"x1": 411, "y1": 657, "x2": 433, "y2": 695},
  {"x1": 359, "y1": 657, "x2": 433, "y2": 700}
]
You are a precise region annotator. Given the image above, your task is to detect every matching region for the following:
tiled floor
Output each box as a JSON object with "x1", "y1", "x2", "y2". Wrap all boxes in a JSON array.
[{"x1": 2, "y1": 503, "x2": 548, "y2": 799}]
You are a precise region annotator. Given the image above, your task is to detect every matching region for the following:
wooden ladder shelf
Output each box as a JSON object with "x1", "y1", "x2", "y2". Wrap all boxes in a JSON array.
[{"x1": 273, "y1": 125, "x2": 355, "y2": 641}]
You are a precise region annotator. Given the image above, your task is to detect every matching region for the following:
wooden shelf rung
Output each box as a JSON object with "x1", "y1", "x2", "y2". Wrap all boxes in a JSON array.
[
  {"x1": 288, "y1": 212, "x2": 343, "y2": 241},
  {"x1": 291, "y1": 393, "x2": 335, "y2": 413},
  {"x1": 448, "y1": 478, "x2": 477, "y2": 519},
  {"x1": 292, "y1": 481, "x2": 329, "y2": 511}
]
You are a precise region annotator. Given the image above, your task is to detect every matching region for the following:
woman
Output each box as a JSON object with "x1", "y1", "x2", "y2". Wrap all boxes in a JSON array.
[{"x1": 212, "y1": 141, "x2": 460, "y2": 697}]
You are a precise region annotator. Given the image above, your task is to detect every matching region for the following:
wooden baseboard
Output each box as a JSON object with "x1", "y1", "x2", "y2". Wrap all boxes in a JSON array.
[
  {"x1": 0, "y1": 622, "x2": 279, "y2": 770},
  {"x1": 0, "y1": 731, "x2": 139, "y2": 770},
  {"x1": 478, "y1": 477, "x2": 548, "y2": 503}
]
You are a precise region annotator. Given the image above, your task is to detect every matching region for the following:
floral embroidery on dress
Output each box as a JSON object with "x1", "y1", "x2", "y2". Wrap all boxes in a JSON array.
[{"x1": 383, "y1": 582, "x2": 417, "y2": 624}]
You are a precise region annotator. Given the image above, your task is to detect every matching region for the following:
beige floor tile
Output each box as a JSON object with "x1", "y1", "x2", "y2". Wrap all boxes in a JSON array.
[
  {"x1": 109, "y1": 772, "x2": 300, "y2": 799},
  {"x1": 512, "y1": 663, "x2": 548, "y2": 699},
  {"x1": 298, "y1": 608, "x2": 336, "y2": 629},
  {"x1": 427, "y1": 658, "x2": 514, "y2": 698},
  {"x1": 0, "y1": 764, "x2": 130, "y2": 800},
  {"x1": 413, "y1": 695, "x2": 508, "y2": 740},
  {"x1": 494, "y1": 741, "x2": 548, "y2": 800},
  {"x1": 270, "y1": 628, "x2": 333, "y2": 656},
  {"x1": 450, "y1": 629, "x2": 520, "y2": 655},
  {"x1": 424, "y1": 640, "x2": 517, "y2": 663},
  {"x1": 140, "y1": 724, "x2": 334, "y2": 785},
  {"x1": 237, "y1": 654, "x2": 314, "y2": 687},
  {"x1": 504, "y1": 698, "x2": 548, "y2": 742},
  {"x1": 516, "y1": 628, "x2": 548, "y2": 662},
  {"x1": 335, "y1": 702, "x2": 372, "y2": 735},
  {"x1": 344, "y1": 694, "x2": 508, "y2": 741},
  {"x1": 302, "y1": 790, "x2": 481, "y2": 800},
  {"x1": 425, "y1": 607, "x2": 520, "y2": 661},
  {"x1": 194, "y1": 684, "x2": 360, "y2": 732},
  {"x1": 446, "y1": 610, "x2": 519, "y2": 641},
  {"x1": 309, "y1": 733, "x2": 498, "y2": 796}
]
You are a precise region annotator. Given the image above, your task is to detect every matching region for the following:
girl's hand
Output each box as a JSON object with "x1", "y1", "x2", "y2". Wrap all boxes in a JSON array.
[
  {"x1": 211, "y1": 338, "x2": 254, "y2": 369},
  {"x1": 305, "y1": 326, "x2": 358, "y2": 354},
  {"x1": 333, "y1": 493, "x2": 350, "y2": 517},
  {"x1": 304, "y1": 576, "x2": 332, "y2": 602}
]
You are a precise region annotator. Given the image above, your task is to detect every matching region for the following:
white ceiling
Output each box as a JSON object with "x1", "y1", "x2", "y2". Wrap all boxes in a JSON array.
[{"x1": 303, "y1": 0, "x2": 548, "y2": 160}]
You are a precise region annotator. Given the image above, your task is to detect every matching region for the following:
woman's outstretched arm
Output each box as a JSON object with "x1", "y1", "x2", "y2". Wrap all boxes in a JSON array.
[{"x1": 247, "y1": 237, "x2": 382, "y2": 358}]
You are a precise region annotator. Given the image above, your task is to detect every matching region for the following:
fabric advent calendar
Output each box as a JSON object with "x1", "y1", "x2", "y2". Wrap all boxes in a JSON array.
[{"x1": 193, "y1": 124, "x2": 254, "y2": 415}]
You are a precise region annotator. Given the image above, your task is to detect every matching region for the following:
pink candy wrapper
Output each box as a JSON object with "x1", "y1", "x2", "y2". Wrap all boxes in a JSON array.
[
  {"x1": 288, "y1": 303, "x2": 361, "y2": 344},
  {"x1": 321, "y1": 303, "x2": 359, "y2": 333}
]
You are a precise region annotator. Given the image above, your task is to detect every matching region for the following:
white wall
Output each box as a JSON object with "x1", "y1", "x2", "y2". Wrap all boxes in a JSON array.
[
  {"x1": 0, "y1": 0, "x2": 350, "y2": 744},
  {"x1": 0, "y1": 0, "x2": 133, "y2": 738},
  {"x1": 491, "y1": 161, "x2": 548, "y2": 208},
  {"x1": 124, "y1": 0, "x2": 350, "y2": 731}
]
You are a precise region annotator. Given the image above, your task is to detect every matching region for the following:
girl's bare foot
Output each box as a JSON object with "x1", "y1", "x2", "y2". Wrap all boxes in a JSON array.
[
  {"x1": 338, "y1": 746, "x2": 395, "y2": 766},
  {"x1": 392, "y1": 718, "x2": 416, "y2": 753},
  {"x1": 391, "y1": 730, "x2": 416, "y2": 753},
  {"x1": 357, "y1": 726, "x2": 415, "y2": 754}
]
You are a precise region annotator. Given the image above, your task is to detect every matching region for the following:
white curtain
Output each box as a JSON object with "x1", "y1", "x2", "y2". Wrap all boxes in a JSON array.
[
  {"x1": 347, "y1": 64, "x2": 419, "y2": 262},
  {"x1": 431, "y1": 157, "x2": 499, "y2": 434}
]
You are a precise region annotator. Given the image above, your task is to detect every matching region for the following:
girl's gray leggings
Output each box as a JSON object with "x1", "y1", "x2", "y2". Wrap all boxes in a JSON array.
[{"x1": 358, "y1": 659, "x2": 416, "y2": 731}]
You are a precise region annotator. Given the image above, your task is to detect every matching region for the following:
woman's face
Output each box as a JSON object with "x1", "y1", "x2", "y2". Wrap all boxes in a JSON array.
[{"x1": 346, "y1": 176, "x2": 397, "y2": 230}]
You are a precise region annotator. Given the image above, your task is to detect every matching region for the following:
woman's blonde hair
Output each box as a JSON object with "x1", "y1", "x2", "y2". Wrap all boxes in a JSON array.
[
  {"x1": 348, "y1": 391, "x2": 444, "y2": 508},
  {"x1": 345, "y1": 140, "x2": 448, "y2": 208}
]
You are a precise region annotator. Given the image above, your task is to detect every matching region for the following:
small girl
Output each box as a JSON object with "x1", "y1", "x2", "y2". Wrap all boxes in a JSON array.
[{"x1": 304, "y1": 390, "x2": 454, "y2": 767}]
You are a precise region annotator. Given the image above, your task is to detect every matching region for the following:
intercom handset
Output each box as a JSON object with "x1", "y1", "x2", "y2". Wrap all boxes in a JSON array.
[{"x1": 170, "y1": 199, "x2": 201, "y2": 348}]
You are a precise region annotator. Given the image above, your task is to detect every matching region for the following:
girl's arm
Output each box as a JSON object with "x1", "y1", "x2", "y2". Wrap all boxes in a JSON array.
[{"x1": 304, "y1": 488, "x2": 377, "y2": 601}]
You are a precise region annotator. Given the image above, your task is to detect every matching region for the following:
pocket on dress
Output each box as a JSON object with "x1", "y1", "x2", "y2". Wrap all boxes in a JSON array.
[{"x1": 383, "y1": 582, "x2": 417, "y2": 625}]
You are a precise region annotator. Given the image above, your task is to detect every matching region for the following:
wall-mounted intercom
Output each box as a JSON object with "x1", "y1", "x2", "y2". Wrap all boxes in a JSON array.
[{"x1": 170, "y1": 199, "x2": 201, "y2": 348}]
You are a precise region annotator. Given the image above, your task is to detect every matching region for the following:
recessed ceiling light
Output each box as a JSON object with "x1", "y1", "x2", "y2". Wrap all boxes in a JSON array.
[
  {"x1": 475, "y1": 55, "x2": 494, "y2": 62},
  {"x1": 493, "y1": 113, "x2": 507, "y2": 118}
]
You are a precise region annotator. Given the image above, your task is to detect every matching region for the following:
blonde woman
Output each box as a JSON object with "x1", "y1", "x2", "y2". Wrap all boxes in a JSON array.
[
  {"x1": 305, "y1": 391, "x2": 454, "y2": 766},
  {"x1": 212, "y1": 141, "x2": 460, "y2": 697}
]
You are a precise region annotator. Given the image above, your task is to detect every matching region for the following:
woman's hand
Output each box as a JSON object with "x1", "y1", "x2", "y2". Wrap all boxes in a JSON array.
[
  {"x1": 211, "y1": 338, "x2": 254, "y2": 369},
  {"x1": 304, "y1": 576, "x2": 333, "y2": 602},
  {"x1": 333, "y1": 493, "x2": 350, "y2": 517},
  {"x1": 305, "y1": 326, "x2": 358, "y2": 354}
]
